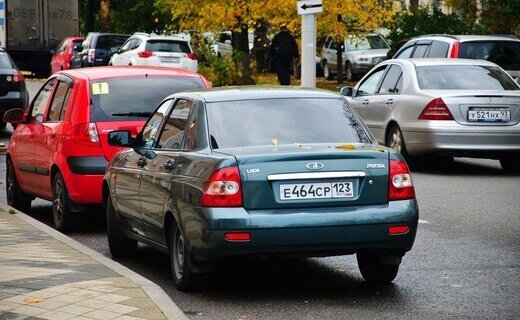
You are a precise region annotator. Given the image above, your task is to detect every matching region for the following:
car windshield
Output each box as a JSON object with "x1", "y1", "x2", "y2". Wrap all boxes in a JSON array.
[
  {"x1": 459, "y1": 41, "x2": 520, "y2": 71},
  {"x1": 206, "y1": 98, "x2": 372, "y2": 149},
  {"x1": 145, "y1": 40, "x2": 191, "y2": 53},
  {"x1": 416, "y1": 65, "x2": 519, "y2": 90},
  {"x1": 0, "y1": 52, "x2": 13, "y2": 69},
  {"x1": 345, "y1": 35, "x2": 389, "y2": 51},
  {"x1": 90, "y1": 76, "x2": 204, "y2": 121},
  {"x1": 96, "y1": 35, "x2": 128, "y2": 50}
]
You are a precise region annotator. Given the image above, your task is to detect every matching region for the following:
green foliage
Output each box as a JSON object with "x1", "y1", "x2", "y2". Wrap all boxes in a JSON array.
[
  {"x1": 479, "y1": 0, "x2": 520, "y2": 37},
  {"x1": 386, "y1": 7, "x2": 467, "y2": 46}
]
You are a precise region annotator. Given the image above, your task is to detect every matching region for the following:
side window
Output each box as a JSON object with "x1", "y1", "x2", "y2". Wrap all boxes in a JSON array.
[
  {"x1": 130, "y1": 39, "x2": 141, "y2": 50},
  {"x1": 158, "y1": 99, "x2": 194, "y2": 150},
  {"x1": 140, "y1": 100, "x2": 172, "y2": 148},
  {"x1": 30, "y1": 79, "x2": 56, "y2": 123},
  {"x1": 412, "y1": 44, "x2": 429, "y2": 58},
  {"x1": 394, "y1": 74, "x2": 403, "y2": 94},
  {"x1": 379, "y1": 65, "x2": 403, "y2": 94},
  {"x1": 356, "y1": 66, "x2": 387, "y2": 96},
  {"x1": 324, "y1": 37, "x2": 332, "y2": 49},
  {"x1": 58, "y1": 40, "x2": 68, "y2": 53},
  {"x1": 183, "y1": 102, "x2": 204, "y2": 151},
  {"x1": 395, "y1": 45, "x2": 414, "y2": 58},
  {"x1": 47, "y1": 81, "x2": 71, "y2": 121},
  {"x1": 119, "y1": 39, "x2": 133, "y2": 53},
  {"x1": 428, "y1": 41, "x2": 450, "y2": 57}
]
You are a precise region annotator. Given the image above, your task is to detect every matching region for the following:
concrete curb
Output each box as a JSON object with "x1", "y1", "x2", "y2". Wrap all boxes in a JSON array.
[{"x1": 0, "y1": 203, "x2": 189, "y2": 320}]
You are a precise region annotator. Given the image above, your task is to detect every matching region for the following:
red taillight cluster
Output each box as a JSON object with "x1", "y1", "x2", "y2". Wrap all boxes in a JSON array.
[
  {"x1": 388, "y1": 160, "x2": 415, "y2": 201},
  {"x1": 201, "y1": 166, "x2": 242, "y2": 207},
  {"x1": 71, "y1": 122, "x2": 100, "y2": 147},
  {"x1": 418, "y1": 98, "x2": 454, "y2": 121},
  {"x1": 12, "y1": 72, "x2": 23, "y2": 83},
  {"x1": 88, "y1": 49, "x2": 96, "y2": 63},
  {"x1": 187, "y1": 53, "x2": 197, "y2": 60},
  {"x1": 138, "y1": 51, "x2": 154, "y2": 58},
  {"x1": 449, "y1": 40, "x2": 460, "y2": 58}
]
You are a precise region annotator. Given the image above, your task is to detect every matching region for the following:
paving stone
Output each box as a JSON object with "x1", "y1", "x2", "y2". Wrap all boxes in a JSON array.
[
  {"x1": 127, "y1": 308, "x2": 167, "y2": 320},
  {"x1": 37, "y1": 310, "x2": 77, "y2": 320},
  {"x1": 120, "y1": 298, "x2": 157, "y2": 309},
  {"x1": 83, "y1": 309, "x2": 121, "y2": 320}
]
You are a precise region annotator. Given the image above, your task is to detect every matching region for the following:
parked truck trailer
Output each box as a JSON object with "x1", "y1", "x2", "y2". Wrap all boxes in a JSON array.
[{"x1": 3, "y1": 0, "x2": 79, "y2": 76}]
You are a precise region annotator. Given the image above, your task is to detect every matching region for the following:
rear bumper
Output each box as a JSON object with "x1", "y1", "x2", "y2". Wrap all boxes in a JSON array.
[
  {"x1": 351, "y1": 63, "x2": 375, "y2": 75},
  {"x1": 64, "y1": 173, "x2": 103, "y2": 204},
  {"x1": 401, "y1": 121, "x2": 520, "y2": 158},
  {"x1": 188, "y1": 200, "x2": 419, "y2": 263}
]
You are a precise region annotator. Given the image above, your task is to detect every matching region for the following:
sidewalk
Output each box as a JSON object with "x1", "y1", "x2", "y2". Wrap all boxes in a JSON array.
[{"x1": 0, "y1": 205, "x2": 188, "y2": 320}]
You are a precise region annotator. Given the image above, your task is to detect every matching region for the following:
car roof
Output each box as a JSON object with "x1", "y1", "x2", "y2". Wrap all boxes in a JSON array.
[
  {"x1": 131, "y1": 33, "x2": 188, "y2": 42},
  {"x1": 413, "y1": 34, "x2": 519, "y2": 42},
  {"x1": 167, "y1": 87, "x2": 341, "y2": 102},
  {"x1": 58, "y1": 66, "x2": 203, "y2": 81},
  {"x1": 386, "y1": 58, "x2": 499, "y2": 68}
]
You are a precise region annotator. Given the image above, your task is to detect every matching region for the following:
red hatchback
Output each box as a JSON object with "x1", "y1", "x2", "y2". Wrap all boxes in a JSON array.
[
  {"x1": 50, "y1": 37, "x2": 84, "y2": 74},
  {"x1": 5, "y1": 66, "x2": 210, "y2": 230}
]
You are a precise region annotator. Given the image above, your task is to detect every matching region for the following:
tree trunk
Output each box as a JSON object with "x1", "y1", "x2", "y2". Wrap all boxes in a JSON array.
[
  {"x1": 84, "y1": 0, "x2": 96, "y2": 33},
  {"x1": 100, "y1": 0, "x2": 110, "y2": 32},
  {"x1": 409, "y1": 0, "x2": 419, "y2": 10},
  {"x1": 232, "y1": 23, "x2": 255, "y2": 85},
  {"x1": 336, "y1": 41, "x2": 343, "y2": 85}
]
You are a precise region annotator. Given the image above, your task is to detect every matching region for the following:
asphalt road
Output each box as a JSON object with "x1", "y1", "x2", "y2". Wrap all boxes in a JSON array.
[{"x1": 0, "y1": 79, "x2": 518, "y2": 319}]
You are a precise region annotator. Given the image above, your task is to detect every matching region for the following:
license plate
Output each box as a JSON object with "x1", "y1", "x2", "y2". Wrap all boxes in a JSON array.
[
  {"x1": 280, "y1": 181, "x2": 354, "y2": 200},
  {"x1": 160, "y1": 57, "x2": 180, "y2": 63},
  {"x1": 468, "y1": 109, "x2": 510, "y2": 122}
]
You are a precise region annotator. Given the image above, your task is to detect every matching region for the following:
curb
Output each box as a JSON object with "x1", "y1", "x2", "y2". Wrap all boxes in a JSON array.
[{"x1": 0, "y1": 203, "x2": 189, "y2": 320}]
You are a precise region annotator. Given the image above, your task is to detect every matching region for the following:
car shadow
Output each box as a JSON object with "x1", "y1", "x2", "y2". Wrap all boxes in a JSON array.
[{"x1": 410, "y1": 158, "x2": 511, "y2": 176}]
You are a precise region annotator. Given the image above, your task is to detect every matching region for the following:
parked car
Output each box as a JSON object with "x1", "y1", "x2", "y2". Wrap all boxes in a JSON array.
[
  {"x1": 321, "y1": 34, "x2": 390, "y2": 81},
  {"x1": 340, "y1": 59, "x2": 520, "y2": 172},
  {"x1": 0, "y1": 49, "x2": 29, "y2": 129},
  {"x1": 50, "y1": 37, "x2": 84, "y2": 74},
  {"x1": 203, "y1": 31, "x2": 254, "y2": 57},
  {"x1": 109, "y1": 33, "x2": 198, "y2": 72},
  {"x1": 75, "y1": 33, "x2": 130, "y2": 68},
  {"x1": 4, "y1": 66, "x2": 211, "y2": 230},
  {"x1": 393, "y1": 35, "x2": 520, "y2": 82},
  {"x1": 103, "y1": 87, "x2": 418, "y2": 291}
]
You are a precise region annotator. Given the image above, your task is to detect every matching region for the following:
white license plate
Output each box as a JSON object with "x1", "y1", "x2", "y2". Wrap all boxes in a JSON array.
[
  {"x1": 280, "y1": 182, "x2": 354, "y2": 200},
  {"x1": 160, "y1": 57, "x2": 180, "y2": 63},
  {"x1": 468, "y1": 109, "x2": 510, "y2": 122}
]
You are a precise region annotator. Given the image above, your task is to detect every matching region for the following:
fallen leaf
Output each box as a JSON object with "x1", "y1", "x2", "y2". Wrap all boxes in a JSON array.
[{"x1": 24, "y1": 297, "x2": 46, "y2": 304}]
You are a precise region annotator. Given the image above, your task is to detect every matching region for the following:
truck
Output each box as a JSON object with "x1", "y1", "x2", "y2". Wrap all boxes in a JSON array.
[{"x1": 2, "y1": 0, "x2": 79, "y2": 77}]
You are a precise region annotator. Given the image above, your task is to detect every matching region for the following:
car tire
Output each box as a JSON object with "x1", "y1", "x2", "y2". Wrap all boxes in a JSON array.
[
  {"x1": 52, "y1": 172, "x2": 76, "y2": 231},
  {"x1": 106, "y1": 195, "x2": 137, "y2": 258},
  {"x1": 323, "y1": 62, "x2": 334, "y2": 80},
  {"x1": 345, "y1": 62, "x2": 353, "y2": 82},
  {"x1": 500, "y1": 157, "x2": 519, "y2": 173},
  {"x1": 386, "y1": 125, "x2": 411, "y2": 160},
  {"x1": 6, "y1": 159, "x2": 32, "y2": 212},
  {"x1": 357, "y1": 251, "x2": 400, "y2": 284},
  {"x1": 170, "y1": 220, "x2": 209, "y2": 291}
]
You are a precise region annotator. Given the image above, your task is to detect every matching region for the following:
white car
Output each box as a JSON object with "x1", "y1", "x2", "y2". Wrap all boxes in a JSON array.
[{"x1": 109, "y1": 33, "x2": 197, "y2": 72}]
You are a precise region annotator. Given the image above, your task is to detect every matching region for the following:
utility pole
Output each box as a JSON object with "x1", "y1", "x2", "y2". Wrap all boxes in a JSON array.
[{"x1": 297, "y1": 0, "x2": 323, "y2": 88}]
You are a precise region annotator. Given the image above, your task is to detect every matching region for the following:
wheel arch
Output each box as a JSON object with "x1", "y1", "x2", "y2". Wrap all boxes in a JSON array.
[{"x1": 385, "y1": 120, "x2": 400, "y2": 146}]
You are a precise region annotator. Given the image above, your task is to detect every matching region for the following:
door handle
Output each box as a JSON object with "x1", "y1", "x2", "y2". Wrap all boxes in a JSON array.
[
  {"x1": 164, "y1": 159, "x2": 176, "y2": 171},
  {"x1": 362, "y1": 99, "x2": 370, "y2": 105},
  {"x1": 386, "y1": 99, "x2": 394, "y2": 105},
  {"x1": 137, "y1": 157, "x2": 146, "y2": 167}
]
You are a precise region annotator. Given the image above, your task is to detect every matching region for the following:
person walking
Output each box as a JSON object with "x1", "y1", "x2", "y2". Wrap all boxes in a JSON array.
[{"x1": 270, "y1": 24, "x2": 299, "y2": 85}]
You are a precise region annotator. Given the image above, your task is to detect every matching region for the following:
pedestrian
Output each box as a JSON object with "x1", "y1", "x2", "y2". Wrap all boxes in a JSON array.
[{"x1": 270, "y1": 24, "x2": 299, "y2": 85}]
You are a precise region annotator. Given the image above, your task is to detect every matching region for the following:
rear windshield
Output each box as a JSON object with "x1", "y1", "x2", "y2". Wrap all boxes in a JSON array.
[
  {"x1": 346, "y1": 35, "x2": 389, "y2": 51},
  {"x1": 207, "y1": 98, "x2": 372, "y2": 149},
  {"x1": 95, "y1": 35, "x2": 128, "y2": 50},
  {"x1": 0, "y1": 52, "x2": 13, "y2": 69},
  {"x1": 416, "y1": 65, "x2": 519, "y2": 90},
  {"x1": 459, "y1": 41, "x2": 520, "y2": 71},
  {"x1": 90, "y1": 76, "x2": 205, "y2": 121},
  {"x1": 145, "y1": 40, "x2": 191, "y2": 53}
]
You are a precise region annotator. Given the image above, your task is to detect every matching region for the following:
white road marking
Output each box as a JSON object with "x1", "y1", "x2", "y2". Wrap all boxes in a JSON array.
[{"x1": 418, "y1": 219, "x2": 430, "y2": 224}]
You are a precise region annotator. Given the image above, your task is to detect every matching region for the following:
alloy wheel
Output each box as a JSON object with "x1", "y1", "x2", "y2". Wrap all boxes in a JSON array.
[
  {"x1": 6, "y1": 163, "x2": 14, "y2": 204},
  {"x1": 173, "y1": 228, "x2": 185, "y2": 280},
  {"x1": 388, "y1": 129, "x2": 402, "y2": 153},
  {"x1": 53, "y1": 179, "x2": 64, "y2": 226}
]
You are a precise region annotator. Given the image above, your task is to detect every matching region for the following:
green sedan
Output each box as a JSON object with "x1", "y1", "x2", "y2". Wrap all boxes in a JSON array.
[{"x1": 103, "y1": 87, "x2": 418, "y2": 291}]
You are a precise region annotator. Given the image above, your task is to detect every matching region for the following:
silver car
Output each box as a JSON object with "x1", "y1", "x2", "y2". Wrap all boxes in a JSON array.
[{"x1": 341, "y1": 59, "x2": 520, "y2": 172}]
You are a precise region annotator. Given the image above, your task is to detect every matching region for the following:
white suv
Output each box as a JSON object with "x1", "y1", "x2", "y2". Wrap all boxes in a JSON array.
[{"x1": 109, "y1": 33, "x2": 197, "y2": 72}]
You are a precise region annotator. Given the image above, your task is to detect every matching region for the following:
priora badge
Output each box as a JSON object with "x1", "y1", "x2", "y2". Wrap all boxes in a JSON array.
[{"x1": 306, "y1": 162, "x2": 324, "y2": 170}]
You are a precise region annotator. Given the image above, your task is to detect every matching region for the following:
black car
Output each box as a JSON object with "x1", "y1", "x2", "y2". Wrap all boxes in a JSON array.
[
  {"x1": 0, "y1": 49, "x2": 29, "y2": 129},
  {"x1": 74, "y1": 33, "x2": 130, "y2": 68}
]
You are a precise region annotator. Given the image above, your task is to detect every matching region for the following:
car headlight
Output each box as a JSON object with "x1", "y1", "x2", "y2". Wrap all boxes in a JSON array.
[
  {"x1": 372, "y1": 56, "x2": 385, "y2": 64},
  {"x1": 356, "y1": 57, "x2": 370, "y2": 62}
]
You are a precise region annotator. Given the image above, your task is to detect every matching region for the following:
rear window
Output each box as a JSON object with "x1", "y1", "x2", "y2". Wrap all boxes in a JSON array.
[
  {"x1": 346, "y1": 35, "x2": 389, "y2": 51},
  {"x1": 90, "y1": 76, "x2": 205, "y2": 121},
  {"x1": 145, "y1": 40, "x2": 191, "y2": 53},
  {"x1": 459, "y1": 41, "x2": 520, "y2": 71},
  {"x1": 95, "y1": 35, "x2": 128, "y2": 50},
  {"x1": 207, "y1": 98, "x2": 372, "y2": 149},
  {"x1": 416, "y1": 65, "x2": 519, "y2": 90},
  {"x1": 0, "y1": 52, "x2": 14, "y2": 69}
]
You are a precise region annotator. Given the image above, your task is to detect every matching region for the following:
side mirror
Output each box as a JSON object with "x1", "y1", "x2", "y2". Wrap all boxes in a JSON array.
[
  {"x1": 340, "y1": 86, "x2": 354, "y2": 97},
  {"x1": 108, "y1": 130, "x2": 134, "y2": 147},
  {"x1": 4, "y1": 108, "x2": 25, "y2": 124}
]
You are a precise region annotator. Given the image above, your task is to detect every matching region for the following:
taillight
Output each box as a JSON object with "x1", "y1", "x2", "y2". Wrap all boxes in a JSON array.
[
  {"x1": 88, "y1": 49, "x2": 95, "y2": 63},
  {"x1": 418, "y1": 98, "x2": 454, "y2": 120},
  {"x1": 388, "y1": 160, "x2": 415, "y2": 201},
  {"x1": 138, "y1": 51, "x2": 154, "y2": 58},
  {"x1": 187, "y1": 53, "x2": 197, "y2": 60},
  {"x1": 449, "y1": 40, "x2": 460, "y2": 58},
  {"x1": 201, "y1": 166, "x2": 242, "y2": 207},
  {"x1": 12, "y1": 72, "x2": 23, "y2": 83},
  {"x1": 72, "y1": 122, "x2": 100, "y2": 147}
]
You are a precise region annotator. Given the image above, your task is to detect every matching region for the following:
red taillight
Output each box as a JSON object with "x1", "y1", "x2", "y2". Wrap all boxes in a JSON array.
[
  {"x1": 71, "y1": 122, "x2": 100, "y2": 147},
  {"x1": 449, "y1": 40, "x2": 460, "y2": 58},
  {"x1": 88, "y1": 49, "x2": 95, "y2": 63},
  {"x1": 418, "y1": 98, "x2": 454, "y2": 120},
  {"x1": 12, "y1": 72, "x2": 23, "y2": 83},
  {"x1": 187, "y1": 53, "x2": 197, "y2": 60},
  {"x1": 389, "y1": 225, "x2": 410, "y2": 235},
  {"x1": 201, "y1": 166, "x2": 242, "y2": 207},
  {"x1": 138, "y1": 51, "x2": 154, "y2": 58},
  {"x1": 224, "y1": 232, "x2": 250, "y2": 241},
  {"x1": 388, "y1": 160, "x2": 415, "y2": 201}
]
